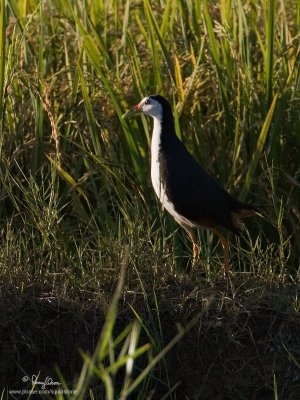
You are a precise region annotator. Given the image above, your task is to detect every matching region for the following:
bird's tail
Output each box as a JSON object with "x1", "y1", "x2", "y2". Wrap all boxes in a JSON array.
[{"x1": 230, "y1": 203, "x2": 261, "y2": 232}]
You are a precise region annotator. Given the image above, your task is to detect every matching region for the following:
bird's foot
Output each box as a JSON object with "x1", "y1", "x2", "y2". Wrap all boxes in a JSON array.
[
  {"x1": 192, "y1": 242, "x2": 200, "y2": 260},
  {"x1": 183, "y1": 255, "x2": 206, "y2": 278},
  {"x1": 222, "y1": 266, "x2": 234, "y2": 282},
  {"x1": 192, "y1": 256, "x2": 199, "y2": 268}
]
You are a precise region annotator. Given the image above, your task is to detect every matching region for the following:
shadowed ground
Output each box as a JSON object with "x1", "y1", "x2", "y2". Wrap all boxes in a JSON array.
[{"x1": 1, "y1": 275, "x2": 300, "y2": 399}]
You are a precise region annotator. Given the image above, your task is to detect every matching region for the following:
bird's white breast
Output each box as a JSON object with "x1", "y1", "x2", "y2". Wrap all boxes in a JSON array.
[
  {"x1": 150, "y1": 118, "x2": 163, "y2": 200},
  {"x1": 150, "y1": 118, "x2": 197, "y2": 228}
]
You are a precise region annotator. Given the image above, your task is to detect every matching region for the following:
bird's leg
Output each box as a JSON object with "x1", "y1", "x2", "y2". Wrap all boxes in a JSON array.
[
  {"x1": 192, "y1": 241, "x2": 200, "y2": 259},
  {"x1": 183, "y1": 226, "x2": 200, "y2": 266},
  {"x1": 212, "y1": 229, "x2": 230, "y2": 277},
  {"x1": 221, "y1": 237, "x2": 230, "y2": 277}
]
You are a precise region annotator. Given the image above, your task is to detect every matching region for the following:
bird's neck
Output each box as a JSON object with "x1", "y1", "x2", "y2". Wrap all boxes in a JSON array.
[
  {"x1": 161, "y1": 107, "x2": 176, "y2": 137},
  {"x1": 152, "y1": 108, "x2": 176, "y2": 145},
  {"x1": 151, "y1": 117, "x2": 163, "y2": 158},
  {"x1": 150, "y1": 109, "x2": 177, "y2": 200}
]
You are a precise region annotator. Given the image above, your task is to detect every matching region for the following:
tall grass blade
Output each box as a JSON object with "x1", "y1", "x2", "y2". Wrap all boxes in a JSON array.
[
  {"x1": 203, "y1": 0, "x2": 231, "y2": 131},
  {"x1": 144, "y1": 0, "x2": 175, "y2": 84},
  {"x1": 241, "y1": 93, "x2": 278, "y2": 200},
  {"x1": 63, "y1": 0, "x2": 144, "y2": 180},
  {"x1": 78, "y1": 65, "x2": 102, "y2": 156},
  {"x1": 297, "y1": 0, "x2": 300, "y2": 30},
  {"x1": 98, "y1": 247, "x2": 129, "y2": 360},
  {"x1": 203, "y1": 0, "x2": 221, "y2": 69},
  {"x1": 161, "y1": 0, "x2": 173, "y2": 39},
  {"x1": 122, "y1": 297, "x2": 213, "y2": 397},
  {"x1": 143, "y1": 0, "x2": 162, "y2": 91},
  {"x1": 46, "y1": 155, "x2": 91, "y2": 223},
  {"x1": 34, "y1": 3, "x2": 45, "y2": 172},
  {"x1": 75, "y1": 247, "x2": 129, "y2": 398},
  {"x1": 174, "y1": 54, "x2": 184, "y2": 101},
  {"x1": 121, "y1": 0, "x2": 130, "y2": 48},
  {"x1": 273, "y1": 374, "x2": 278, "y2": 400},
  {"x1": 106, "y1": 343, "x2": 151, "y2": 375},
  {"x1": 125, "y1": 32, "x2": 146, "y2": 95},
  {"x1": 265, "y1": 0, "x2": 276, "y2": 106},
  {"x1": 0, "y1": 0, "x2": 5, "y2": 132}
]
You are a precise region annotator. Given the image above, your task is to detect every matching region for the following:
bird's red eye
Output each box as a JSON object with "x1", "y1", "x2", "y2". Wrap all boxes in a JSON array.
[{"x1": 145, "y1": 100, "x2": 150, "y2": 105}]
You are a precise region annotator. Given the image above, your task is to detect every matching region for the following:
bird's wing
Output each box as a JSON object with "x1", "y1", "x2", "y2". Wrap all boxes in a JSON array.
[{"x1": 160, "y1": 138, "x2": 235, "y2": 230}]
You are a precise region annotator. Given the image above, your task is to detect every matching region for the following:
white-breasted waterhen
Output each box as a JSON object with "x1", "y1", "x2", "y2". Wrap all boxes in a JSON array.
[{"x1": 122, "y1": 95, "x2": 259, "y2": 275}]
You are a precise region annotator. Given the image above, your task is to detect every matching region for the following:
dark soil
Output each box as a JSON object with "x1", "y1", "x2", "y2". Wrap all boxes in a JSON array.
[{"x1": 1, "y1": 276, "x2": 300, "y2": 399}]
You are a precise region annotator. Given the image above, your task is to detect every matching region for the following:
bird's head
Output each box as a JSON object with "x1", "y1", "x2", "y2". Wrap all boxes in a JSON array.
[{"x1": 122, "y1": 95, "x2": 167, "y2": 121}]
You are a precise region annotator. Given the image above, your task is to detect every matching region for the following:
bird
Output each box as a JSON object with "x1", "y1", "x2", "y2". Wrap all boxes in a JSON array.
[{"x1": 122, "y1": 94, "x2": 259, "y2": 276}]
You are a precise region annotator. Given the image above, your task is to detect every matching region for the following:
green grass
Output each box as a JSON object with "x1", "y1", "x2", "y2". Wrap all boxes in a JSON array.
[{"x1": 0, "y1": 0, "x2": 300, "y2": 398}]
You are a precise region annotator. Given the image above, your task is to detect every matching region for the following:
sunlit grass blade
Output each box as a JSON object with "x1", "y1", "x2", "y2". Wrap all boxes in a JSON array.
[
  {"x1": 125, "y1": 32, "x2": 146, "y2": 95},
  {"x1": 160, "y1": 0, "x2": 174, "y2": 39},
  {"x1": 98, "y1": 247, "x2": 129, "y2": 360},
  {"x1": 203, "y1": 0, "x2": 231, "y2": 131},
  {"x1": 121, "y1": 0, "x2": 130, "y2": 48},
  {"x1": 174, "y1": 54, "x2": 184, "y2": 101},
  {"x1": 33, "y1": 2, "x2": 45, "y2": 172},
  {"x1": 265, "y1": 0, "x2": 276, "y2": 107},
  {"x1": 220, "y1": 0, "x2": 231, "y2": 29},
  {"x1": 143, "y1": 0, "x2": 163, "y2": 91},
  {"x1": 74, "y1": 247, "x2": 129, "y2": 398},
  {"x1": 87, "y1": 9, "x2": 113, "y2": 69},
  {"x1": 143, "y1": 0, "x2": 175, "y2": 84},
  {"x1": 108, "y1": 344, "x2": 151, "y2": 375},
  {"x1": 62, "y1": 0, "x2": 120, "y2": 112},
  {"x1": 177, "y1": 37, "x2": 205, "y2": 115},
  {"x1": 46, "y1": 155, "x2": 91, "y2": 222},
  {"x1": 237, "y1": 0, "x2": 252, "y2": 78},
  {"x1": 0, "y1": 0, "x2": 5, "y2": 131},
  {"x1": 78, "y1": 65, "x2": 102, "y2": 156},
  {"x1": 203, "y1": 0, "x2": 221, "y2": 69},
  {"x1": 241, "y1": 93, "x2": 278, "y2": 200},
  {"x1": 121, "y1": 298, "x2": 213, "y2": 398},
  {"x1": 241, "y1": 45, "x2": 300, "y2": 199},
  {"x1": 63, "y1": 0, "x2": 145, "y2": 181}
]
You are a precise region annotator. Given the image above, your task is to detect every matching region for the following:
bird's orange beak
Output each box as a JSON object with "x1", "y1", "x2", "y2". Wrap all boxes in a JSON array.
[{"x1": 122, "y1": 103, "x2": 143, "y2": 119}]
